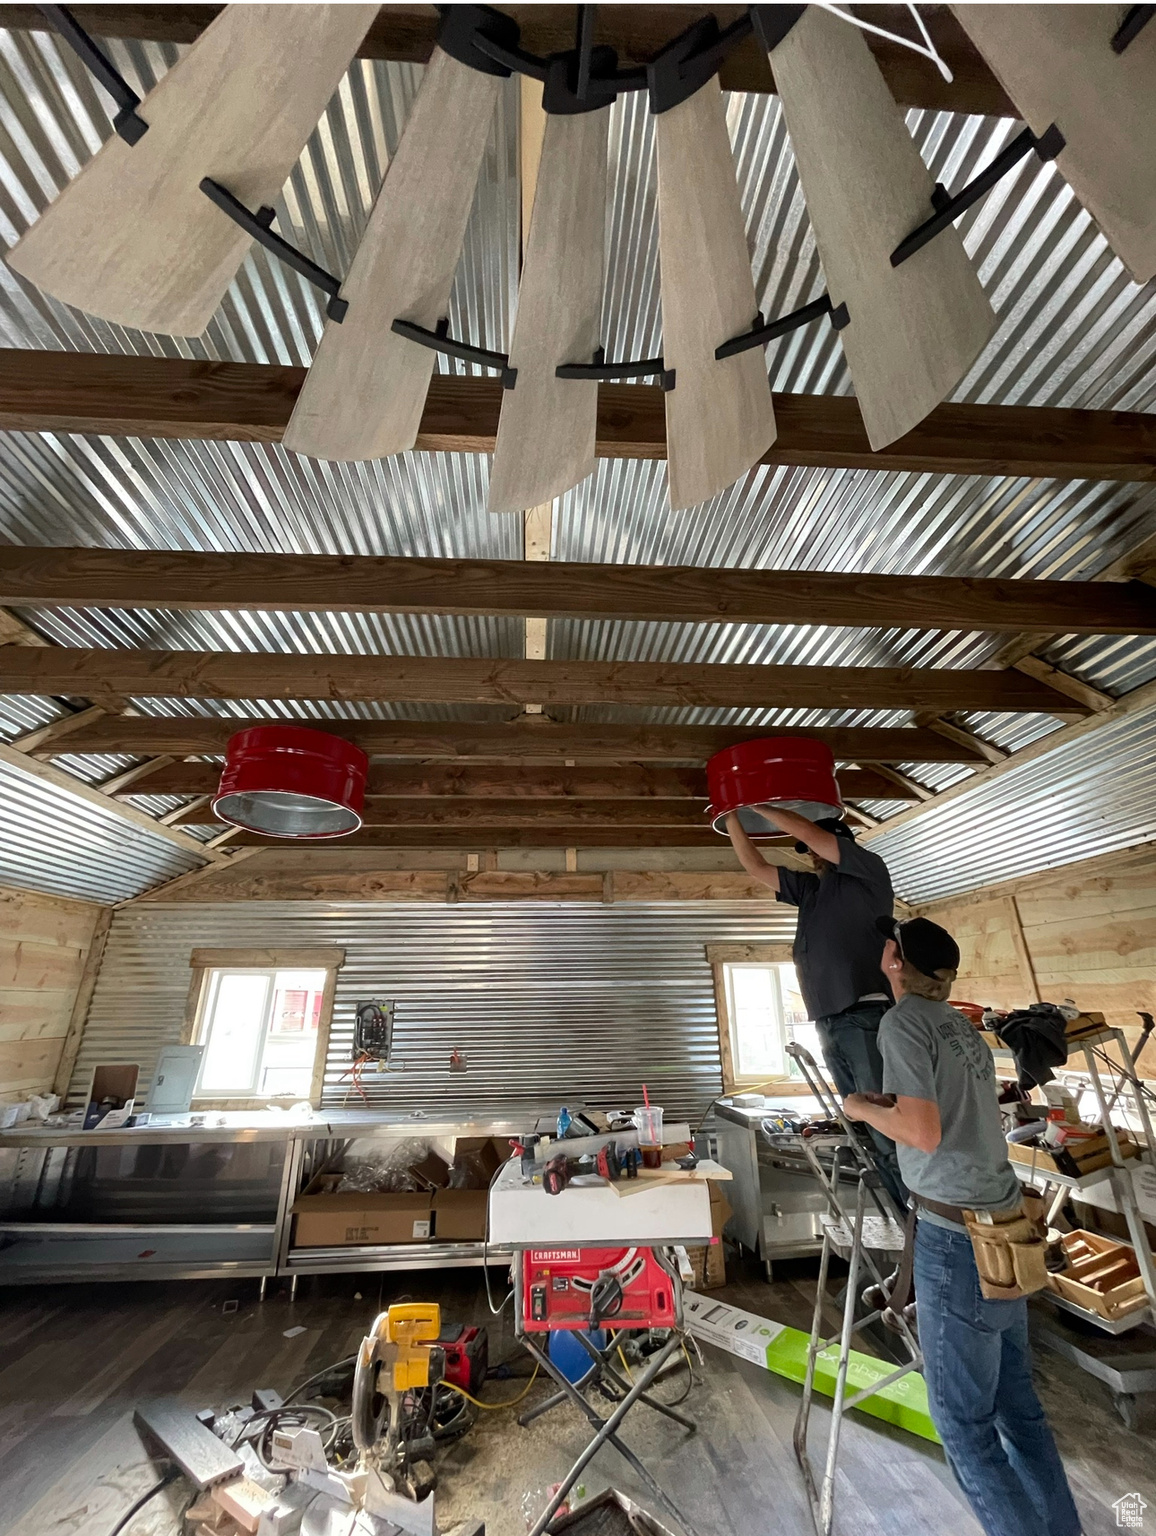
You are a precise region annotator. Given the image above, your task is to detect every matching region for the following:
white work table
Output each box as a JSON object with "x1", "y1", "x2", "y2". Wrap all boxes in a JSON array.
[{"x1": 488, "y1": 1155, "x2": 718, "y2": 1247}]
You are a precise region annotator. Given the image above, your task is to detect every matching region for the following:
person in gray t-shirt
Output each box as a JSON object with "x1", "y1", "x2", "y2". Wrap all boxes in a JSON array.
[
  {"x1": 877, "y1": 980, "x2": 1021, "y2": 1225},
  {"x1": 844, "y1": 916, "x2": 1079, "y2": 1536}
]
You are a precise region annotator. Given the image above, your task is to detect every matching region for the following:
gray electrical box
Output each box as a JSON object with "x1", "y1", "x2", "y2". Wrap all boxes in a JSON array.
[{"x1": 147, "y1": 1045, "x2": 205, "y2": 1115}]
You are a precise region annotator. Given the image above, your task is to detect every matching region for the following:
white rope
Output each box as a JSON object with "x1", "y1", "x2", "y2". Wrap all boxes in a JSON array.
[{"x1": 810, "y1": 2, "x2": 955, "y2": 83}]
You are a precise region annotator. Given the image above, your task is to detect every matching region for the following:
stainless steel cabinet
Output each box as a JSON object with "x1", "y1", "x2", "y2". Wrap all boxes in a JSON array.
[
  {"x1": 0, "y1": 1112, "x2": 534, "y2": 1285},
  {"x1": 697, "y1": 1102, "x2": 826, "y2": 1279}
]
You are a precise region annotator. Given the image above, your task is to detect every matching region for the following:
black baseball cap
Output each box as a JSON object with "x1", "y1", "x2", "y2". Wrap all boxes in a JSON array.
[
  {"x1": 793, "y1": 816, "x2": 855, "y2": 855},
  {"x1": 876, "y1": 915, "x2": 961, "y2": 979}
]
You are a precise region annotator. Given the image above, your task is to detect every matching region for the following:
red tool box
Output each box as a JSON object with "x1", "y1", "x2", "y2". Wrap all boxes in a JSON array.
[{"x1": 521, "y1": 1246, "x2": 678, "y2": 1333}]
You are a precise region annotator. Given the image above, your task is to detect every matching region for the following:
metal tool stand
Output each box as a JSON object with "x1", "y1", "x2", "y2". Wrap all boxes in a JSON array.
[
  {"x1": 518, "y1": 1327, "x2": 696, "y2": 1436},
  {"x1": 771, "y1": 1044, "x2": 923, "y2": 1536},
  {"x1": 1009, "y1": 1023, "x2": 1156, "y2": 1424},
  {"x1": 515, "y1": 1319, "x2": 699, "y2": 1536}
]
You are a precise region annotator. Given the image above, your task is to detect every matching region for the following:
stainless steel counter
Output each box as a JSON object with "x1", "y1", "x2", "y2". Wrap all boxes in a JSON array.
[
  {"x1": 0, "y1": 1110, "x2": 537, "y2": 1149},
  {"x1": 0, "y1": 1110, "x2": 539, "y2": 1287}
]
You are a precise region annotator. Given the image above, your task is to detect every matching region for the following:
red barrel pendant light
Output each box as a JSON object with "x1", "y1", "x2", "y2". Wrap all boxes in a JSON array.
[
  {"x1": 705, "y1": 736, "x2": 843, "y2": 839},
  {"x1": 213, "y1": 726, "x2": 369, "y2": 839}
]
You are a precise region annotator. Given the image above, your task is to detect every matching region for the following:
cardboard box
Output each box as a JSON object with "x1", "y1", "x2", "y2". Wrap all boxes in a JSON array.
[
  {"x1": 1047, "y1": 1228, "x2": 1154, "y2": 1319},
  {"x1": 432, "y1": 1187, "x2": 488, "y2": 1241},
  {"x1": 409, "y1": 1148, "x2": 450, "y2": 1191},
  {"x1": 84, "y1": 1062, "x2": 139, "y2": 1129},
  {"x1": 685, "y1": 1239, "x2": 726, "y2": 1290},
  {"x1": 708, "y1": 1181, "x2": 732, "y2": 1238},
  {"x1": 452, "y1": 1135, "x2": 513, "y2": 1189},
  {"x1": 683, "y1": 1291, "x2": 940, "y2": 1443},
  {"x1": 292, "y1": 1190, "x2": 432, "y2": 1248}
]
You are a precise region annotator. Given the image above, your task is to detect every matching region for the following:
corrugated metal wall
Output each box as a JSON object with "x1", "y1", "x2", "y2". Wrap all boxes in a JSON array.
[{"x1": 73, "y1": 901, "x2": 796, "y2": 1119}]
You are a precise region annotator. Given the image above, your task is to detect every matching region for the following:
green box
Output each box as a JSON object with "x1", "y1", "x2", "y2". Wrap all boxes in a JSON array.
[{"x1": 683, "y1": 1291, "x2": 939, "y2": 1443}]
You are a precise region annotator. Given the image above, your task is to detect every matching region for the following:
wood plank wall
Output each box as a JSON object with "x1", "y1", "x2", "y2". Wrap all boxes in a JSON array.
[
  {"x1": 919, "y1": 843, "x2": 1156, "y2": 1077},
  {"x1": 0, "y1": 884, "x2": 108, "y2": 1103}
]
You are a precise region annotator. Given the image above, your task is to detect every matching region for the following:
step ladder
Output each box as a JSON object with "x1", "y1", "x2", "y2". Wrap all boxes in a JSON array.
[{"x1": 762, "y1": 1043, "x2": 923, "y2": 1536}]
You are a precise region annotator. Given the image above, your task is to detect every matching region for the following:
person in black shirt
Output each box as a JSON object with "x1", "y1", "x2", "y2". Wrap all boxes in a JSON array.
[{"x1": 726, "y1": 807, "x2": 904, "y2": 1208}]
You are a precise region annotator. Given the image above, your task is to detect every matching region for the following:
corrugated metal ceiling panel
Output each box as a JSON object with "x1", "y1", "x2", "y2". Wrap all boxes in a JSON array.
[
  {"x1": 0, "y1": 20, "x2": 1152, "y2": 898},
  {"x1": 0, "y1": 751, "x2": 199, "y2": 901},
  {"x1": 872, "y1": 703, "x2": 1156, "y2": 903}
]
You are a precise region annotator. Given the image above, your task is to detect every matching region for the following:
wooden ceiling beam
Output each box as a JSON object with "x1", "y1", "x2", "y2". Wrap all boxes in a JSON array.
[
  {"x1": 3, "y1": 545, "x2": 1153, "y2": 636},
  {"x1": 176, "y1": 799, "x2": 728, "y2": 830},
  {"x1": 0, "y1": 648, "x2": 1084, "y2": 715},
  {"x1": 228, "y1": 825, "x2": 766, "y2": 850},
  {"x1": 33, "y1": 716, "x2": 986, "y2": 764},
  {"x1": 0, "y1": 6, "x2": 1014, "y2": 117},
  {"x1": 116, "y1": 761, "x2": 918, "y2": 802},
  {"x1": 4, "y1": 351, "x2": 1156, "y2": 483}
]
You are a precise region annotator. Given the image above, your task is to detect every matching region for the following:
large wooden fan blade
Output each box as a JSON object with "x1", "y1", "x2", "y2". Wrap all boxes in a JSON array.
[
  {"x1": 767, "y1": 6, "x2": 995, "y2": 452},
  {"x1": 953, "y1": 4, "x2": 1156, "y2": 284},
  {"x1": 488, "y1": 107, "x2": 609, "y2": 516},
  {"x1": 655, "y1": 80, "x2": 776, "y2": 512},
  {"x1": 283, "y1": 50, "x2": 502, "y2": 462},
  {"x1": 6, "y1": 4, "x2": 377, "y2": 336}
]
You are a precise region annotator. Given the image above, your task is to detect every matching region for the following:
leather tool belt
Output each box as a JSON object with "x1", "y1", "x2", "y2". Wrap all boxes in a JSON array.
[{"x1": 915, "y1": 1192, "x2": 1050, "y2": 1300}]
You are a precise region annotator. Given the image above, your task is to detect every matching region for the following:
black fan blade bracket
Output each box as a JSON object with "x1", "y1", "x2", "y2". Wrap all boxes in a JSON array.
[
  {"x1": 435, "y1": 3, "x2": 520, "y2": 76},
  {"x1": 645, "y1": 12, "x2": 755, "y2": 116},
  {"x1": 40, "y1": 3, "x2": 149, "y2": 144},
  {"x1": 749, "y1": 5, "x2": 809, "y2": 56},
  {"x1": 199, "y1": 178, "x2": 349, "y2": 322},
  {"x1": 716, "y1": 295, "x2": 850, "y2": 361},
  {"x1": 890, "y1": 121, "x2": 1066, "y2": 268}
]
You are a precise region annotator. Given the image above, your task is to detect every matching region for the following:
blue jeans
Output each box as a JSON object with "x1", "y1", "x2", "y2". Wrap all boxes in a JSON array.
[
  {"x1": 914, "y1": 1218, "x2": 1080, "y2": 1536},
  {"x1": 815, "y1": 1002, "x2": 906, "y2": 1212}
]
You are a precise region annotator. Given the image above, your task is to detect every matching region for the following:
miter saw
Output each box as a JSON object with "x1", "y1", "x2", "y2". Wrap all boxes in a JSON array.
[{"x1": 351, "y1": 1302, "x2": 465, "y2": 1501}]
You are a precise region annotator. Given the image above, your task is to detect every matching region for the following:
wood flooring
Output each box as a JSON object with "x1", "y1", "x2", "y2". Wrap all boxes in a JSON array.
[{"x1": 0, "y1": 1257, "x2": 1150, "y2": 1536}]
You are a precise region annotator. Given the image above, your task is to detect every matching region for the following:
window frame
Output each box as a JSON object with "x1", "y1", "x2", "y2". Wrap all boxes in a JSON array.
[
  {"x1": 183, "y1": 947, "x2": 344, "y2": 1109},
  {"x1": 706, "y1": 942, "x2": 813, "y2": 1095}
]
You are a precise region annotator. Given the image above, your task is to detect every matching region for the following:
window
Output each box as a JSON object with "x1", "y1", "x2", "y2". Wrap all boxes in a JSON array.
[
  {"x1": 707, "y1": 943, "x2": 821, "y2": 1091},
  {"x1": 197, "y1": 968, "x2": 327, "y2": 1099},
  {"x1": 185, "y1": 947, "x2": 344, "y2": 1106},
  {"x1": 724, "y1": 963, "x2": 820, "y2": 1082}
]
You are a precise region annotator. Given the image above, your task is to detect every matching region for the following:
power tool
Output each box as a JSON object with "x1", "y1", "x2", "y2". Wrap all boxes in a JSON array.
[{"x1": 541, "y1": 1137, "x2": 641, "y2": 1195}]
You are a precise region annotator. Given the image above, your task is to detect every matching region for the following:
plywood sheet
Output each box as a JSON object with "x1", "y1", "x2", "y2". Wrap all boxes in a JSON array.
[
  {"x1": 7, "y1": 5, "x2": 377, "y2": 335},
  {"x1": 954, "y1": 4, "x2": 1156, "y2": 283},
  {"x1": 0, "y1": 1036, "x2": 62, "y2": 1095},
  {"x1": 488, "y1": 107, "x2": 608, "y2": 514},
  {"x1": 655, "y1": 81, "x2": 776, "y2": 509},
  {"x1": 0, "y1": 939, "x2": 85, "y2": 991},
  {"x1": 0, "y1": 884, "x2": 100, "y2": 947},
  {"x1": 770, "y1": 6, "x2": 994, "y2": 450},
  {"x1": 284, "y1": 49, "x2": 502, "y2": 460}
]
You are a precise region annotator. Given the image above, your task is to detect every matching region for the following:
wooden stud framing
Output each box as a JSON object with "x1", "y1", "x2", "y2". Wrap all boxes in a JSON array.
[{"x1": 50, "y1": 904, "x2": 112, "y2": 1098}]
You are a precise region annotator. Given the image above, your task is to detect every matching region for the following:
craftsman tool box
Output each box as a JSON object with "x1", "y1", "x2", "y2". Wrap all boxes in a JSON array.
[{"x1": 521, "y1": 1246, "x2": 678, "y2": 1332}]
